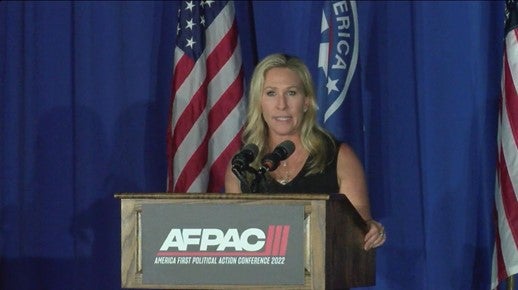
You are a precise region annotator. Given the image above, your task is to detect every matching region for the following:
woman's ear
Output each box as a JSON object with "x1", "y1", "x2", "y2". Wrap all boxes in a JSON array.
[{"x1": 304, "y1": 98, "x2": 310, "y2": 112}]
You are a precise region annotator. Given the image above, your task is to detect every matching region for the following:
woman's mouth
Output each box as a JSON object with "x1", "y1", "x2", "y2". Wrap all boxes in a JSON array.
[{"x1": 274, "y1": 116, "x2": 291, "y2": 121}]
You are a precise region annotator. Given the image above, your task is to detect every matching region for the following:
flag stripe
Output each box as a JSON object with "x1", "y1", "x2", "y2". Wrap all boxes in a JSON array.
[
  {"x1": 171, "y1": 52, "x2": 195, "y2": 104},
  {"x1": 169, "y1": 52, "x2": 207, "y2": 163},
  {"x1": 492, "y1": 2, "x2": 518, "y2": 287},
  {"x1": 498, "y1": 148, "x2": 518, "y2": 255},
  {"x1": 170, "y1": 3, "x2": 236, "y2": 159},
  {"x1": 494, "y1": 211, "x2": 507, "y2": 281},
  {"x1": 167, "y1": 1, "x2": 245, "y2": 193},
  {"x1": 501, "y1": 27, "x2": 518, "y2": 262},
  {"x1": 177, "y1": 76, "x2": 244, "y2": 192},
  {"x1": 175, "y1": 131, "x2": 209, "y2": 192},
  {"x1": 209, "y1": 71, "x2": 243, "y2": 134},
  {"x1": 174, "y1": 17, "x2": 240, "y2": 192},
  {"x1": 208, "y1": 128, "x2": 243, "y2": 191},
  {"x1": 204, "y1": 49, "x2": 246, "y2": 191},
  {"x1": 504, "y1": 39, "x2": 518, "y2": 153}
]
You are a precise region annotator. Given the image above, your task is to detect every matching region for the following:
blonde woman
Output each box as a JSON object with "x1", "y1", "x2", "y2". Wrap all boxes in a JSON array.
[{"x1": 225, "y1": 53, "x2": 385, "y2": 250}]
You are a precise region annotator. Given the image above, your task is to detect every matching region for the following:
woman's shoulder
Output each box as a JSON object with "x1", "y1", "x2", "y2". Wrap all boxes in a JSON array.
[
  {"x1": 336, "y1": 142, "x2": 363, "y2": 168},
  {"x1": 317, "y1": 130, "x2": 356, "y2": 155},
  {"x1": 314, "y1": 129, "x2": 338, "y2": 147},
  {"x1": 318, "y1": 132, "x2": 358, "y2": 162}
]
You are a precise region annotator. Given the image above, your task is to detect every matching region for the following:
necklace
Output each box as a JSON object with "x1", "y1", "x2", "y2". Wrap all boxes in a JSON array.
[{"x1": 277, "y1": 160, "x2": 290, "y2": 185}]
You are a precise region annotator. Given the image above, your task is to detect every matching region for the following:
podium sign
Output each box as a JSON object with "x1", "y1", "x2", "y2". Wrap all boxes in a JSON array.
[{"x1": 141, "y1": 204, "x2": 304, "y2": 285}]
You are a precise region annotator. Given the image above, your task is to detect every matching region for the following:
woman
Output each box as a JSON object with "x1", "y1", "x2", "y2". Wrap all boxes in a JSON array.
[{"x1": 225, "y1": 53, "x2": 385, "y2": 250}]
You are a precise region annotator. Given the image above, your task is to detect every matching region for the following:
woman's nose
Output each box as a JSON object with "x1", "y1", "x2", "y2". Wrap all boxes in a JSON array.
[{"x1": 276, "y1": 95, "x2": 287, "y2": 109}]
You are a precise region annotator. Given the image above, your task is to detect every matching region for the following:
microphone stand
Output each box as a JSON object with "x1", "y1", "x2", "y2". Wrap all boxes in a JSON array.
[
  {"x1": 232, "y1": 165, "x2": 266, "y2": 193},
  {"x1": 231, "y1": 166, "x2": 251, "y2": 192},
  {"x1": 232, "y1": 140, "x2": 293, "y2": 193},
  {"x1": 250, "y1": 167, "x2": 267, "y2": 193}
]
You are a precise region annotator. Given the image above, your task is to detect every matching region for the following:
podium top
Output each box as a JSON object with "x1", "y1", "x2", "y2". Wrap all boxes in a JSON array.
[{"x1": 114, "y1": 193, "x2": 337, "y2": 201}]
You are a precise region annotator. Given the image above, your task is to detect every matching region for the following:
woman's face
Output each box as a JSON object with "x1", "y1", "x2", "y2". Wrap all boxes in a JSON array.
[{"x1": 261, "y1": 67, "x2": 309, "y2": 138}]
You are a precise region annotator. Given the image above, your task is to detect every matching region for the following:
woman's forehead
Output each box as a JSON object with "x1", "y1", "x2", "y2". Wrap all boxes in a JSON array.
[{"x1": 263, "y1": 67, "x2": 302, "y2": 87}]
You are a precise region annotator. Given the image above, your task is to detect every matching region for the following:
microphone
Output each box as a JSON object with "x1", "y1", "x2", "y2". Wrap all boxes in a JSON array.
[
  {"x1": 231, "y1": 143, "x2": 259, "y2": 171},
  {"x1": 260, "y1": 140, "x2": 295, "y2": 172}
]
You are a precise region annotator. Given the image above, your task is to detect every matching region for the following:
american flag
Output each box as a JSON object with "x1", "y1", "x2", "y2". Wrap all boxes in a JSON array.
[
  {"x1": 167, "y1": 0, "x2": 246, "y2": 193},
  {"x1": 491, "y1": 0, "x2": 518, "y2": 288}
]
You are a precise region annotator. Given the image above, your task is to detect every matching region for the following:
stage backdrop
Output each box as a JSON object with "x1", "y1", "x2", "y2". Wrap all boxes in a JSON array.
[{"x1": 0, "y1": 1, "x2": 509, "y2": 290}]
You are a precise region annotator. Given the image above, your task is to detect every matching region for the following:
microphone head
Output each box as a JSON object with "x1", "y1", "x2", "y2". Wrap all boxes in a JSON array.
[
  {"x1": 242, "y1": 143, "x2": 259, "y2": 157},
  {"x1": 231, "y1": 143, "x2": 259, "y2": 170},
  {"x1": 260, "y1": 140, "x2": 295, "y2": 171},
  {"x1": 276, "y1": 140, "x2": 295, "y2": 159}
]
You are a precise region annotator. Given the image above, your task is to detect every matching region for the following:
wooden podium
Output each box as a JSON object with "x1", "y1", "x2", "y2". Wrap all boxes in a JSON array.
[{"x1": 115, "y1": 193, "x2": 375, "y2": 290}]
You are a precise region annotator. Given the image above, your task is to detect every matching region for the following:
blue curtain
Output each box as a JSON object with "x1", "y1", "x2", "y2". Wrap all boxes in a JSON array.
[{"x1": 0, "y1": 1, "x2": 509, "y2": 289}]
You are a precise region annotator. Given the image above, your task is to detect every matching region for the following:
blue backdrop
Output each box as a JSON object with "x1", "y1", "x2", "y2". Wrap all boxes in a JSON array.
[{"x1": 0, "y1": 1, "x2": 510, "y2": 290}]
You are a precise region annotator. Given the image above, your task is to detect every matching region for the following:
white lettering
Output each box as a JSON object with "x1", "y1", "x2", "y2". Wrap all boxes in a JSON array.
[
  {"x1": 329, "y1": 1, "x2": 355, "y2": 71},
  {"x1": 332, "y1": 54, "x2": 347, "y2": 70},
  {"x1": 333, "y1": 1, "x2": 349, "y2": 15},
  {"x1": 159, "y1": 229, "x2": 201, "y2": 251},
  {"x1": 337, "y1": 39, "x2": 350, "y2": 55},
  {"x1": 200, "y1": 229, "x2": 224, "y2": 250},
  {"x1": 240, "y1": 228, "x2": 265, "y2": 251},
  {"x1": 159, "y1": 228, "x2": 267, "y2": 252},
  {"x1": 218, "y1": 228, "x2": 241, "y2": 250},
  {"x1": 336, "y1": 16, "x2": 350, "y2": 30},
  {"x1": 183, "y1": 229, "x2": 201, "y2": 248}
]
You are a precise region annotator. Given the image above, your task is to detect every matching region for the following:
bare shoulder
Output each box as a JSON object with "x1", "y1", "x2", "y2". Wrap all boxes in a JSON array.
[
  {"x1": 335, "y1": 142, "x2": 370, "y2": 220},
  {"x1": 337, "y1": 142, "x2": 361, "y2": 164},
  {"x1": 336, "y1": 142, "x2": 366, "y2": 191}
]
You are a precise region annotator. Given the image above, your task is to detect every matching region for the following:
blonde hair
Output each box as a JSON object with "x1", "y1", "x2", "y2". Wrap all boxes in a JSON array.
[{"x1": 243, "y1": 53, "x2": 335, "y2": 174}]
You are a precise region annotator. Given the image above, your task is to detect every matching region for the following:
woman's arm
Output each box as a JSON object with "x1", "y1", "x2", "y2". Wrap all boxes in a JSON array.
[
  {"x1": 337, "y1": 143, "x2": 371, "y2": 219},
  {"x1": 336, "y1": 143, "x2": 385, "y2": 250}
]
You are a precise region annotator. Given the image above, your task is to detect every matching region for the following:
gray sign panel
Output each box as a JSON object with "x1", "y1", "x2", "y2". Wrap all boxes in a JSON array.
[{"x1": 141, "y1": 203, "x2": 304, "y2": 285}]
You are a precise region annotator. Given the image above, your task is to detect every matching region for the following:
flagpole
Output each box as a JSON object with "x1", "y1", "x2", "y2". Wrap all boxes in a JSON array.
[{"x1": 507, "y1": 275, "x2": 514, "y2": 290}]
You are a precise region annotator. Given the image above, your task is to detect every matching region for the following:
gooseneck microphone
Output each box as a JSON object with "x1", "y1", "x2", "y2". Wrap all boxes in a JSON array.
[
  {"x1": 260, "y1": 140, "x2": 296, "y2": 172},
  {"x1": 231, "y1": 141, "x2": 295, "y2": 193},
  {"x1": 231, "y1": 143, "x2": 259, "y2": 193},
  {"x1": 231, "y1": 143, "x2": 259, "y2": 171}
]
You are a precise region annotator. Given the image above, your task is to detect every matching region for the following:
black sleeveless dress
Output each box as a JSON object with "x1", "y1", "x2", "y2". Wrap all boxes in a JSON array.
[
  {"x1": 259, "y1": 139, "x2": 340, "y2": 194},
  {"x1": 257, "y1": 139, "x2": 350, "y2": 290}
]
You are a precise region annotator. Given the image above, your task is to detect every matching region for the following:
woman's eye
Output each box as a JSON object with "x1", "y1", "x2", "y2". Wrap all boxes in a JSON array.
[
  {"x1": 287, "y1": 90, "x2": 297, "y2": 96},
  {"x1": 266, "y1": 90, "x2": 276, "y2": 96}
]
